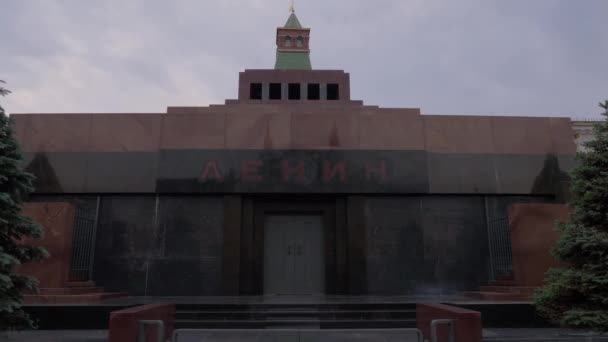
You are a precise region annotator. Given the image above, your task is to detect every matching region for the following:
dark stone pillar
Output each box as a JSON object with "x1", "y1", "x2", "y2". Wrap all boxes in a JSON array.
[
  {"x1": 239, "y1": 198, "x2": 255, "y2": 295},
  {"x1": 222, "y1": 195, "x2": 242, "y2": 295},
  {"x1": 347, "y1": 196, "x2": 368, "y2": 294},
  {"x1": 335, "y1": 198, "x2": 348, "y2": 294}
]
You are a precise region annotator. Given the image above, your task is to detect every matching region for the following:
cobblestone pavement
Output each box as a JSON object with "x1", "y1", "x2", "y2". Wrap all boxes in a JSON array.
[
  {"x1": 4, "y1": 328, "x2": 608, "y2": 342},
  {"x1": 2, "y1": 330, "x2": 108, "y2": 342},
  {"x1": 484, "y1": 328, "x2": 608, "y2": 341}
]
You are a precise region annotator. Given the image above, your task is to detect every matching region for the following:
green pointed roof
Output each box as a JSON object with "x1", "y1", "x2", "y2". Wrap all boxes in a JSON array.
[
  {"x1": 274, "y1": 10, "x2": 311, "y2": 70},
  {"x1": 284, "y1": 13, "x2": 302, "y2": 29},
  {"x1": 275, "y1": 51, "x2": 311, "y2": 70}
]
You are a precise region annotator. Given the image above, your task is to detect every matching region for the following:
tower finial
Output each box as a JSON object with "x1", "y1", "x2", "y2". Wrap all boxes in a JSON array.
[{"x1": 290, "y1": 0, "x2": 295, "y2": 13}]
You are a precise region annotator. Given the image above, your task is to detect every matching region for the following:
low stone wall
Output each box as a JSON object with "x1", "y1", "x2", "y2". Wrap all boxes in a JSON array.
[
  {"x1": 19, "y1": 202, "x2": 75, "y2": 288},
  {"x1": 108, "y1": 304, "x2": 175, "y2": 342},
  {"x1": 509, "y1": 203, "x2": 570, "y2": 287},
  {"x1": 417, "y1": 303, "x2": 482, "y2": 342}
]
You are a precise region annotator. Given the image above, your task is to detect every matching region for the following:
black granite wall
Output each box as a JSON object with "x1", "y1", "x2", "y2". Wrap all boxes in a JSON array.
[
  {"x1": 23, "y1": 150, "x2": 573, "y2": 196},
  {"x1": 30, "y1": 193, "x2": 554, "y2": 296},
  {"x1": 364, "y1": 195, "x2": 552, "y2": 295},
  {"x1": 92, "y1": 195, "x2": 224, "y2": 296}
]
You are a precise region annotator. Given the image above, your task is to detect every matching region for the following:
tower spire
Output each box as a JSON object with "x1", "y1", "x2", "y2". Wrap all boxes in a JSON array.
[{"x1": 275, "y1": 4, "x2": 311, "y2": 70}]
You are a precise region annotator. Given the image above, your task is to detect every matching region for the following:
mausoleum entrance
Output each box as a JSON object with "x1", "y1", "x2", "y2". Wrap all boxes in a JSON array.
[{"x1": 263, "y1": 215, "x2": 325, "y2": 295}]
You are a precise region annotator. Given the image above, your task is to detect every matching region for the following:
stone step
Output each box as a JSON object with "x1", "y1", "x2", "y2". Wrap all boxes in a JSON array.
[
  {"x1": 175, "y1": 302, "x2": 417, "y2": 312},
  {"x1": 479, "y1": 286, "x2": 537, "y2": 294},
  {"x1": 176, "y1": 319, "x2": 319, "y2": 330},
  {"x1": 65, "y1": 281, "x2": 96, "y2": 288},
  {"x1": 494, "y1": 274, "x2": 515, "y2": 281},
  {"x1": 23, "y1": 292, "x2": 128, "y2": 305},
  {"x1": 176, "y1": 309, "x2": 417, "y2": 321},
  {"x1": 488, "y1": 280, "x2": 516, "y2": 287},
  {"x1": 39, "y1": 287, "x2": 105, "y2": 295},
  {"x1": 463, "y1": 291, "x2": 532, "y2": 301},
  {"x1": 175, "y1": 318, "x2": 418, "y2": 330}
]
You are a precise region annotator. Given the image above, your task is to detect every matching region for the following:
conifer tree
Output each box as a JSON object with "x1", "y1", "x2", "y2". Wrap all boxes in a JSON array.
[
  {"x1": 0, "y1": 80, "x2": 47, "y2": 330},
  {"x1": 535, "y1": 100, "x2": 608, "y2": 331}
]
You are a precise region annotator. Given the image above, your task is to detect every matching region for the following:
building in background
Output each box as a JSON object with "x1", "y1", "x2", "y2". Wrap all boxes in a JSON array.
[{"x1": 573, "y1": 119, "x2": 602, "y2": 152}]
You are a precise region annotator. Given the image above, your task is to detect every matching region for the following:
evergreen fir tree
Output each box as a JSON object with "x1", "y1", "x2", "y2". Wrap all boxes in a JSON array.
[
  {"x1": 0, "y1": 80, "x2": 47, "y2": 330},
  {"x1": 535, "y1": 100, "x2": 608, "y2": 331}
]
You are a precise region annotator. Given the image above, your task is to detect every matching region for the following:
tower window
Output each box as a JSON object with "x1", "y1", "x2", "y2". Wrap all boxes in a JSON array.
[
  {"x1": 288, "y1": 83, "x2": 301, "y2": 100},
  {"x1": 327, "y1": 84, "x2": 340, "y2": 100},
  {"x1": 250, "y1": 83, "x2": 262, "y2": 100},
  {"x1": 284, "y1": 36, "x2": 292, "y2": 47},
  {"x1": 296, "y1": 36, "x2": 304, "y2": 47},
  {"x1": 269, "y1": 83, "x2": 282, "y2": 100},
  {"x1": 307, "y1": 83, "x2": 320, "y2": 100}
]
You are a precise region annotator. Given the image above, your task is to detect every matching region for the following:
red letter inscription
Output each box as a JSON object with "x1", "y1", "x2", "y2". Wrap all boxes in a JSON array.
[
  {"x1": 241, "y1": 160, "x2": 263, "y2": 183},
  {"x1": 282, "y1": 160, "x2": 306, "y2": 183},
  {"x1": 366, "y1": 160, "x2": 387, "y2": 183},
  {"x1": 323, "y1": 161, "x2": 347, "y2": 183},
  {"x1": 199, "y1": 160, "x2": 224, "y2": 182}
]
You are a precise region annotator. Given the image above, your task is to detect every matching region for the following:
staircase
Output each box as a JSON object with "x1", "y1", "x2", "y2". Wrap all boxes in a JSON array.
[
  {"x1": 24, "y1": 281, "x2": 128, "y2": 304},
  {"x1": 175, "y1": 302, "x2": 417, "y2": 329},
  {"x1": 463, "y1": 277, "x2": 537, "y2": 301}
]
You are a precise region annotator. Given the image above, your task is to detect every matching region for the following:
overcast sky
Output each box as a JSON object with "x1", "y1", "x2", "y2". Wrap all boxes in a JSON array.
[{"x1": 1, "y1": 0, "x2": 607, "y2": 118}]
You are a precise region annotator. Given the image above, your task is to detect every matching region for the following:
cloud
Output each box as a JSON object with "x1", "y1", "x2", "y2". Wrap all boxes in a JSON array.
[{"x1": 1, "y1": 0, "x2": 607, "y2": 118}]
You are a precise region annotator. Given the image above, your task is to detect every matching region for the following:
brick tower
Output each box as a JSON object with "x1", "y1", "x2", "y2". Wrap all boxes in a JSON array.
[{"x1": 275, "y1": 5, "x2": 311, "y2": 70}]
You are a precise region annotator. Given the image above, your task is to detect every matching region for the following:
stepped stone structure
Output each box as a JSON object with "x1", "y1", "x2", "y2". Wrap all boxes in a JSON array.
[{"x1": 13, "y1": 8, "x2": 577, "y2": 300}]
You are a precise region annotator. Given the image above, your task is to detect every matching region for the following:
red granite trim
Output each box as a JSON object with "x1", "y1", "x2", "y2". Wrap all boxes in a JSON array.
[
  {"x1": 416, "y1": 303, "x2": 482, "y2": 342},
  {"x1": 550, "y1": 117, "x2": 577, "y2": 154},
  {"x1": 89, "y1": 114, "x2": 163, "y2": 152},
  {"x1": 108, "y1": 304, "x2": 175, "y2": 342},
  {"x1": 13, "y1": 109, "x2": 576, "y2": 155}
]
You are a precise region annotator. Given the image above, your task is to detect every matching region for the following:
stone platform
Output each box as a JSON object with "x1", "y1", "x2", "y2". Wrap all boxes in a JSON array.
[
  {"x1": 24, "y1": 281, "x2": 128, "y2": 305},
  {"x1": 22, "y1": 295, "x2": 544, "y2": 331},
  {"x1": 17, "y1": 296, "x2": 596, "y2": 342},
  {"x1": 5, "y1": 329, "x2": 608, "y2": 342}
]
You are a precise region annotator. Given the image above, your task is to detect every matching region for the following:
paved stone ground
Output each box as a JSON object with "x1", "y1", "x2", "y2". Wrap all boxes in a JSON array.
[
  {"x1": 1, "y1": 330, "x2": 108, "y2": 342},
  {"x1": 3, "y1": 328, "x2": 608, "y2": 342},
  {"x1": 484, "y1": 328, "x2": 608, "y2": 341}
]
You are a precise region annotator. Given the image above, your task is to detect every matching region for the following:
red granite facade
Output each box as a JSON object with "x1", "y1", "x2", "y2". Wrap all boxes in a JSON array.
[
  {"x1": 19, "y1": 203, "x2": 76, "y2": 289},
  {"x1": 417, "y1": 303, "x2": 482, "y2": 342},
  {"x1": 108, "y1": 304, "x2": 175, "y2": 342},
  {"x1": 509, "y1": 203, "x2": 570, "y2": 287},
  {"x1": 19, "y1": 203, "x2": 127, "y2": 304},
  {"x1": 12, "y1": 106, "x2": 575, "y2": 155}
]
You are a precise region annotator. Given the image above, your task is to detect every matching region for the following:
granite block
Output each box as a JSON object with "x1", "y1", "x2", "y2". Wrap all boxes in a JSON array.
[
  {"x1": 161, "y1": 113, "x2": 226, "y2": 149},
  {"x1": 550, "y1": 118, "x2": 577, "y2": 155},
  {"x1": 417, "y1": 303, "x2": 482, "y2": 342},
  {"x1": 427, "y1": 153, "x2": 498, "y2": 193},
  {"x1": 359, "y1": 109, "x2": 425, "y2": 150},
  {"x1": 24, "y1": 152, "x2": 88, "y2": 193},
  {"x1": 108, "y1": 304, "x2": 175, "y2": 342},
  {"x1": 84, "y1": 152, "x2": 159, "y2": 193},
  {"x1": 19, "y1": 202, "x2": 76, "y2": 288},
  {"x1": 89, "y1": 114, "x2": 162, "y2": 152},
  {"x1": 19, "y1": 114, "x2": 92, "y2": 152},
  {"x1": 509, "y1": 204, "x2": 569, "y2": 287},
  {"x1": 495, "y1": 154, "x2": 562, "y2": 194},
  {"x1": 424, "y1": 115, "x2": 494, "y2": 153},
  {"x1": 291, "y1": 113, "x2": 359, "y2": 149},
  {"x1": 491, "y1": 117, "x2": 552, "y2": 155},
  {"x1": 146, "y1": 258, "x2": 222, "y2": 296},
  {"x1": 226, "y1": 111, "x2": 291, "y2": 149}
]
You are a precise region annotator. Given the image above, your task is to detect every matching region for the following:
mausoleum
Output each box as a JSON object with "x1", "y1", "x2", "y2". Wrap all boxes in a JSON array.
[{"x1": 13, "y1": 9, "x2": 576, "y2": 298}]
